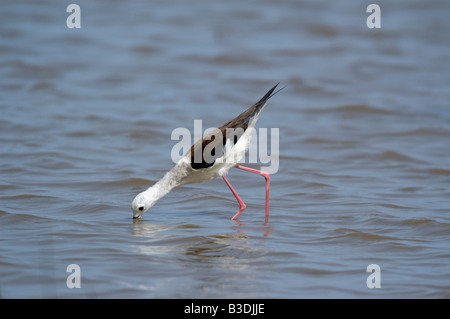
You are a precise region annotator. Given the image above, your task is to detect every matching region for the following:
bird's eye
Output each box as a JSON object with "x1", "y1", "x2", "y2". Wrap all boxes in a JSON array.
[{"x1": 138, "y1": 206, "x2": 144, "y2": 211}]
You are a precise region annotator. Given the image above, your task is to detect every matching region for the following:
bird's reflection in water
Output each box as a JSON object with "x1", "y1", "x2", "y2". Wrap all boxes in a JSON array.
[
  {"x1": 232, "y1": 219, "x2": 273, "y2": 237},
  {"x1": 129, "y1": 216, "x2": 273, "y2": 267}
]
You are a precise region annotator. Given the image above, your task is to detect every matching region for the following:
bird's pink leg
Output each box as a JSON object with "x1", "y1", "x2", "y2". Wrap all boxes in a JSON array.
[
  {"x1": 222, "y1": 175, "x2": 246, "y2": 220},
  {"x1": 235, "y1": 165, "x2": 270, "y2": 223}
]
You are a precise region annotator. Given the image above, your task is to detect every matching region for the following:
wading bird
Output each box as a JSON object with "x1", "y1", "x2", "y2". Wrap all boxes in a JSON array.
[{"x1": 131, "y1": 83, "x2": 281, "y2": 222}]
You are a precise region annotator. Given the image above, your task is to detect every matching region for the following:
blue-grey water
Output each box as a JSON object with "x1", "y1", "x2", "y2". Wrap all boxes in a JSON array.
[{"x1": 1, "y1": 0, "x2": 449, "y2": 298}]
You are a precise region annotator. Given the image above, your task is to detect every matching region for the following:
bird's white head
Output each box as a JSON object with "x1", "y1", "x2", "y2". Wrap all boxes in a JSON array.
[
  {"x1": 131, "y1": 188, "x2": 159, "y2": 219},
  {"x1": 130, "y1": 161, "x2": 188, "y2": 219}
]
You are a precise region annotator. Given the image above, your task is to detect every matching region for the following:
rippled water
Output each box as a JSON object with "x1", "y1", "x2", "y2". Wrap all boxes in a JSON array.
[{"x1": 1, "y1": 0, "x2": 449, "y2": 298}]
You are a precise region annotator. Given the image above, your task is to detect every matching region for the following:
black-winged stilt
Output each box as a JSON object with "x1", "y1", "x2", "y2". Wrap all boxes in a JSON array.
[{"x1": 131, "y1": 83, "x2": 281, "y2": 222}]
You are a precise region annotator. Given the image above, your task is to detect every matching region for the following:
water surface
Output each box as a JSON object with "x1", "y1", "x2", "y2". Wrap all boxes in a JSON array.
[{"x1": 1, "y1": 0, "x2": 449, "y2": 298}]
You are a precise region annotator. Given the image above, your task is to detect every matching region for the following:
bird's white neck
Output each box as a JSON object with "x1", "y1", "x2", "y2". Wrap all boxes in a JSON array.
[{"x1": 143, "y1": 161, "x2": 189, "y2": 202}]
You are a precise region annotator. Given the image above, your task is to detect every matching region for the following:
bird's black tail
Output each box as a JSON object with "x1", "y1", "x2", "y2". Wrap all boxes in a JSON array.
[{"x1": 251, "y1": 82, "x2": 283, "y2": 116}]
